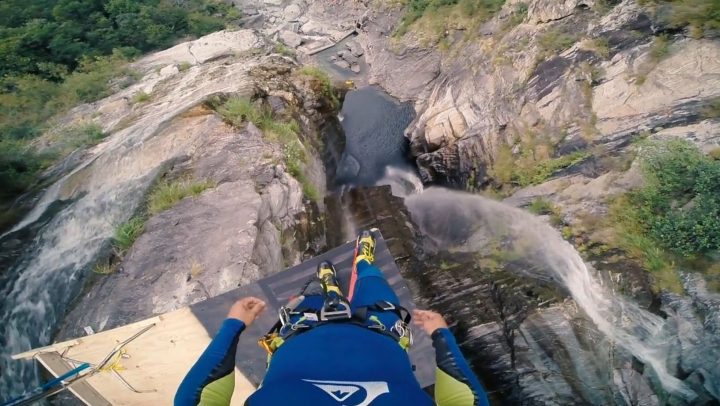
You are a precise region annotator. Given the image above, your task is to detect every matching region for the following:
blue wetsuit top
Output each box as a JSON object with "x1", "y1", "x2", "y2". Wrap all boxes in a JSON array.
[{"x1": 176, "y1": 318, "x2": 489, "y2": 406}]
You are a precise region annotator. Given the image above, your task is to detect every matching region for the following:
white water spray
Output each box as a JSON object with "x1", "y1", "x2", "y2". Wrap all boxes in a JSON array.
[
  {"x1": 406, "y1": 187, "x2": 696, "y2": 400},
  {"x1": 375, "y1": 166, "x2": 424, "y2": 197}
]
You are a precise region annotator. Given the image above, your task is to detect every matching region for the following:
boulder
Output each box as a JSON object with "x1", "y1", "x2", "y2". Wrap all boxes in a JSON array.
[
  {"x1": 527, "y1": 0, "x2": 593, "y2": 24},
  {"x1": 346, "y1": 39, "x2": 364, "y2": 57},
  {"x1": 334, "y1": 59, "x2": 351, "y2": 69},
  {"x1": 300, "y1": 20, "x2": 327, "y2": 36},
  {"x1": 423, "y1": 107, "x2": 468, "y2": 151},
  {"x1": 283, "y1": 4, "x2": 302, "y2": 21},
  {"x1": 159, "y1": 64, "x2": 179, "y2": 76},
  {"x1": 135, "y1": 30, "x2": 262, "y2": 68},
  {"x1": 279, "y1": 30, "x2": 303, "y2": 48}
]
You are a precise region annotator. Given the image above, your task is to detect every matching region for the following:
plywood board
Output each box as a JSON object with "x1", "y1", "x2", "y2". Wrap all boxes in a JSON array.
[
  {"x1": 15, "y1": 307, "x2": 255, "y2": 405},
  {"x1": 36, "y1": 352, "x2": 111, "y2": 406}
]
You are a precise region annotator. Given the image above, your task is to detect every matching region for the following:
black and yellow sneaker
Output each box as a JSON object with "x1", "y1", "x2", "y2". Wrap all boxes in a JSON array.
[
  {"x1": 354, "y1": 230, "x2": 376, "y2": 266},
  {"x1": 317, "y1": 261, "x2": 342, "y2": 296},
  {"x1": 317, "y1": 260, "x2": 351, "y2": 320}
]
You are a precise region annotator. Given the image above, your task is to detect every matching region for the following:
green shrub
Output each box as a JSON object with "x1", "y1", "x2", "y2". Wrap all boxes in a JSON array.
[
  {"x1": 528, "y1": 198, "x2": 556, "y2": 215},
  {"x1": 632, "y1": 140, "x2": 720, "y2": 256},
  {"x1": 302, "y1": 182, "x2": 320, "y2": 202},
  {"x1": 649, "y1": 34, "x2": 670, "y2": 60},
  {"x1": 490, "y1": 138, "x2": 589, "y2": 188},
  {"x1": 147, "y1": 179, "x2": 214, "y2": 215},
  {"x1": 608, "y1": 139, "x2": 720, "y2": 291},
  {"x1": 218, "y1": 98, "x2": 268, "y2": 127},
  {"x1": 284, "y1": 141, "x2": 307, "y2": 177},
  {"x1": 132, "y1": 91, "x2": 151, "y2": 104},
  {"x1": 0, "y1": 138, "x2": 53, "y2": 200},
  {"x1": 528, "y1": 197, "x2": 564, "y2": 226},
  {"x1": 506, "y1": 2, "x2": 528, "y2": 27},
  {"x1": 114, "y1": 216, "x2": 146, "y2": 251},
  {"x1": 709, "y1": 147, "x2": 720, "y2": 160},
  {"x1": 50, "y1": 122, "x2": 107, "y2": 153},
  {"x1": 58, "y1": 53, "x2": 133, "y2": 107},
  {"x1": 178, "y1": 62, "x2": 192, "y2": 72}
]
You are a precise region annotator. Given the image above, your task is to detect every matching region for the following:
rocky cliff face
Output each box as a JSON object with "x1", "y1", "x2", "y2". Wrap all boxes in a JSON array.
[
  {"x1": 360, "y1": 0, "x2": 720, "y2": 191},
  {"x1": 32, "y1": 30, "x2": 336, "y2": 339}
]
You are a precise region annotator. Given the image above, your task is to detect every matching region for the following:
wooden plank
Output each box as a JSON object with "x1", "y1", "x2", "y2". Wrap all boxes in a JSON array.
[
  {"x1": 35, "y1": 352, "x2": 111, "y2": 406},
  {"x1": 15, "y1": 308, "x2": 256, "y2": 406}
]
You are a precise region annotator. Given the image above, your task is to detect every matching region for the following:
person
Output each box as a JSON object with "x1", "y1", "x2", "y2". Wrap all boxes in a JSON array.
[{"x1": 176, "y1": 230, "x2": 489, "y2": 406}]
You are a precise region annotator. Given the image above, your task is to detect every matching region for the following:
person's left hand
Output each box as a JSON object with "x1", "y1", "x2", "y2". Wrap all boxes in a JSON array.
[
  {"x1": 227, "y1": 297, "x2": 267, "y2": 327},
  {"x1": 413, "y1": 309, "x2": 448, "y2": 335}
]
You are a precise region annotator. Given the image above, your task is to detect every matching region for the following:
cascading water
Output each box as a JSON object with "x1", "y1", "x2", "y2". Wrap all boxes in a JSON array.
[
  {"x1": 0, "y1": 112, "x2": 205, "y2": 396},
  {"x1": 404, "y1": 187, "x2": 698, "y2": 400}
]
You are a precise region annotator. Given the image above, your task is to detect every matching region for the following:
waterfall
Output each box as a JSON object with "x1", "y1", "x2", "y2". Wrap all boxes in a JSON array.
[
  {"x1": 0, "y1": 116, "x2": 202, "y2": 395},
  {"x1": 405, "y1": 187, "x2": 697, "y2": 400}
]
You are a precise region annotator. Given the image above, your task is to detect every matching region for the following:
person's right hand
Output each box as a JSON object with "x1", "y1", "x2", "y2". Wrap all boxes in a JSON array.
[
  {"x1": 413, "y1": 309, "x2": 449, "y2": 335},
  {"x1": 227, "y1": 297, "x2": 266, "y2": 327}
]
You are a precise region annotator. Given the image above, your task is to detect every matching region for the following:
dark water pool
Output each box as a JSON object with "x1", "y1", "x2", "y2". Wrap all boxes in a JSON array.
[{"x1": 332, "y1": 86, "x2": 417, "y2": 188}]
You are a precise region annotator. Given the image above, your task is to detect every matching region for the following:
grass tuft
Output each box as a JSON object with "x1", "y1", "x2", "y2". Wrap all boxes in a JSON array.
[
  {"x1": 113, "y1": 216, "x2": 146, "y2": 252},
  {"x1": 538, "y1": 29, "x2": 579, "y2": 54},
  {"x1": 132, "y1": 91, "x2": 152, "y2": 104},
  {"x1": 93, "y1": 263, "x2": 116, "y2": 275},
  {"x1": 274, "y1": 43, "x2": 296, "y2": 57},
  {"x1": 528, "y1": 198, "x2": 564, "y2": 226},
  {"x1": 297, "y1": 66, "x2": 339, "y2": 110},
  {"x1": 649, "y1": 34, "x2": 670, "y2": 60},
  {"x1": 147, "y1": 179, "x2": 214, "y2": 215},
  {"x1": 581, "y1": 38, "x2": 611, "y2": 58}
]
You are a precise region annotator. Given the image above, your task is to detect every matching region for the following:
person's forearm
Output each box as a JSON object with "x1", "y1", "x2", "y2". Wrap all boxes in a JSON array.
[
  {"x1": 175, "y1": 318, "x2": 245, "y2": 406},
  {"x1": 432, "y1": 328, "x2": 490, "y2": 406}
]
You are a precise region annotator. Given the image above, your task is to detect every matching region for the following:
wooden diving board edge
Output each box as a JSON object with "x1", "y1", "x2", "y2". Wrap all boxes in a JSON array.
[{"x1": 35, "y1": 352, "x2": 111, "y2": 406}]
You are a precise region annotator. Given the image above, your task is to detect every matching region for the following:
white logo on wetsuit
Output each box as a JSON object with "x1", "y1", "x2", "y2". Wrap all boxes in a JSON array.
[{"x1": 303, "y1": 379, "x2": 389, "y2": 406}]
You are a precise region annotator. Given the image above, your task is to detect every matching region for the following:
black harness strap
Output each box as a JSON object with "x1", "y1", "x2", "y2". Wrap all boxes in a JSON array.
[{"x1": 264, "y1": 301, "x2": 412, "y2": 342}]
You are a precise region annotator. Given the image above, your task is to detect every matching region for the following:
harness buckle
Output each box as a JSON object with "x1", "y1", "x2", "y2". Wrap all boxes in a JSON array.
[
  {"x1": 391, "y1": 319, "x2": 414, "y2": 350},
  {"x1": 320, "y1": 299, "x2": 352, "y2": 321},
  {"x1": 279, "y1": 307, "x2": 291, "y2": 327},
  {"x1": 279, "y1": 295, "x2": 305, "y2": 327}
]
